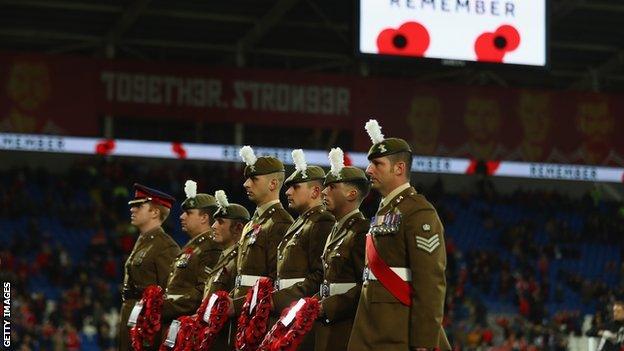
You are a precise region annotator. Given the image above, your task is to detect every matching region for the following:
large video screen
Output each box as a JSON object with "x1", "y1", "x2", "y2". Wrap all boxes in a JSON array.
[{"x1": 358, "y1": 0, "x2": 547, "y2": 66}]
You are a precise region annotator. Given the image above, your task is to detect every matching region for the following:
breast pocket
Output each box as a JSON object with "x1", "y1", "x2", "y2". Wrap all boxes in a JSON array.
[{"x1": 326, "y1": 254, "x2": 350, "y2": 281}]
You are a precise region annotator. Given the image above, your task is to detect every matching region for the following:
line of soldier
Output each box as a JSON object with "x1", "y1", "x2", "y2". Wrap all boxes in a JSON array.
[{"x1": 118, "y1": 120, "x2": 451, "y2": 351}]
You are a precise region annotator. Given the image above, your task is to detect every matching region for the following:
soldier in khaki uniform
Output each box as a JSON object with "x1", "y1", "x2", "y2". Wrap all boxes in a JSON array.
[
  {"x1": 202, "y1": 190, "x2": 250, "y2": 350},
  {"x1": 271, "y1": 149, "x2": 336, "y2": 351},
  {"x1": 314, "y1": 147, "x2": 370, "y2": 351},
  {"x1": 161, "y1": 181, "x2": 223, "y2": 325},
  {"x1": 119, "y1": 184, "x2": 180, "y2": 351},
  {"x1": 230, "y1": 146, "x2": 293, "y2": 315},
  {"x1": 348, "y1": 120, "x2": 451, "y2": 351}
]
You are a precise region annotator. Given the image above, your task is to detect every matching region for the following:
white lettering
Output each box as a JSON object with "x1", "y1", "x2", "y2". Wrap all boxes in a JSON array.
[
  {"x1": 232, "y1": 81, "x2": 247, "y2": 109},
  {"x1": 228, "y1": 82, "x2": 350, "y2": 116},
  {"x1": 147, "y1": 76, "x2": 162, "y2": 104},
  {"x1": 100, "y1": 72, "x2": 115, "y2": 101}
]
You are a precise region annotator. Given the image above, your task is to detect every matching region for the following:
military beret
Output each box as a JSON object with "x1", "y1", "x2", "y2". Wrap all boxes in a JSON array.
[
  {"x1": 285, "y1": 165, "x2": 326, "y2": 187},
  {"x1": 214, "y1": 203, "x2": 251, "y2": 222},
  {"x1": 239, "y1": 146, "x2": 285, "y2": 178},
  {"x1": 324, "y1": 166, "x2": 368, "y2": 186},
  {"x1": 364, "y1": 119, "x2": 412, "y2": 160},
  {"x1": 367, "y1": 137, "x2": 412, "y2": 160},
  {"x1": 181, "y1": 193, "x2": 218, "y2": 211},
  {"x1": 245, "y1": 156, "x2": 285, "y2": 178},
  {"x1": 213, "y1": 190, "x2": 250, "y2": 221},
  {"x1": 325, "y1": 147, "x2": 369, "y2": 186},
  {"x1": 128, "y1": 183, "x2": 175, "y2": 209}
]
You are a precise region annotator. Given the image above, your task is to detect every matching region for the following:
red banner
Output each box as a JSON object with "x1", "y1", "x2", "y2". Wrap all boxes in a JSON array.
[
  {"x1": 1, "y1": 51, "x2": 623, "y2": 166},
  {"x1": 95, "y1": 60, "x2": 356, "y2": 129},
  {"x1": 353, "y1": 80, "x2": 624, "y2": 166},
  {"x1": 0, "y1": 53, "x2": 98, "y2": 136}
]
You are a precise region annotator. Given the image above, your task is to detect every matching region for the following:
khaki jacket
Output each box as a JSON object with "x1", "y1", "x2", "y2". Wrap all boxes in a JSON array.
[
  {"x1": 118, "y1": 226, "x2": 179, "y2": 351},
  {"x1": 161, "y1": 231, "x2": 222, "y2": 323},
  {"x1": 348, "y1": 187, "x2": 451, "y2": 351},
  {"x1": 272, "y1": 205, "x2": 335, "y2": 351},
  {"x1": 315, "y1": 211, "x2": 368, "y2": 351},
  {"x1": 231, "y1": 202, "x2": 293, "y2": 313}
]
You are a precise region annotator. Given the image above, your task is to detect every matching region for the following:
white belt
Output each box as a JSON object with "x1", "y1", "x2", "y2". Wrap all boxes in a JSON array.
[
  {"x1": 276, "y1": 277, "x2": 305, "y2": 290},
  {"x1": 320, "y1": 282, "x2": 356, "y2": 298},
  {"x1": 363, "y1": 267, "x2": 412, "y2": 282},
  {"x1": 235, "y1": 274, "x2": 266, "y2": 288}
]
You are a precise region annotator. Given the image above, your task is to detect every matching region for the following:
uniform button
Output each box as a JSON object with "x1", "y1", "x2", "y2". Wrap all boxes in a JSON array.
[
  {"x1": 323, "y1": 279, "x2": 328, "y2": 284},
  {"x1": 279, "y1": 255, "x2": 283, "y2": 260},
  {"x1": 324, "y1": 263, "x2": 328, "y2": 269}
]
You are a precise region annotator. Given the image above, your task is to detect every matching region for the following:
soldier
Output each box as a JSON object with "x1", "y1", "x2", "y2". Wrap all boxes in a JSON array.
[
  {"x1": 315, "y1": 148, "x2": 370, "y2": 351},
  {"x1": 348, "y1": 120, "x2": 451, "y2": 351},
  {"x1": 229, "y1": 146, "x2": 293, "y2": 315},
  {"x1": 119, "y1": 183, "x2": 180, "y2": 351},
  {"x1": 161, "y1": 180, "x2": 222, "y2": 325},
  {"x1": 202, "y1": 190, "x2": 250, "y2": 350},
  {"x1": 271, "y1": 149, "x2": 336, "y2": 351}
]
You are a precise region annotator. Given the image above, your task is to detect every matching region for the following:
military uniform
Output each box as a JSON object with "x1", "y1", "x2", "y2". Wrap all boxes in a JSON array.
[
  {"x1": 161, "y1": 231, "x2": 222, "y2": 323},
  {"x1": 119, "y1": 184, "x2": 180, "y2": 351},
  {"x1": 201, "y1": 200, "x2": 250, "y2": 350},
  {"x1": 232, "y1": 200, "x2": 293, "y2": 311},
  {"x1": 314, "y1": 161, "x2": 371, "y2": 351},
  {"x1": 161, "y1": 193, "x2": 222, "y2": 324},
  {"x1": 271, "y1": 165, "x2": 335, "y2": 351},
  {"x1": 348, "y1": 130, "x2": 450, "y2": 351},
  {"x1": 232, "y1": 155, "x2": 294, "y2": 313}
]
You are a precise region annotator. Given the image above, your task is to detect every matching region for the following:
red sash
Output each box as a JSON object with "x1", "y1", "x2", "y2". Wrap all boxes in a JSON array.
[{"x1": 366, "y1": 234, "x2": 412, "y2": 306}]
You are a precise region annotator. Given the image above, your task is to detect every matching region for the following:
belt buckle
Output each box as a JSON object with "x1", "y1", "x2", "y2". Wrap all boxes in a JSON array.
[
  {"x1": 362, "y1": 267, "x2": 370, "y2": 281},
  {"x1": 320, "y1": 283, "x2": 330, "y2": 298},
  {"x1": 235, "y1": 274, "x2": 242, "y2": 288}
]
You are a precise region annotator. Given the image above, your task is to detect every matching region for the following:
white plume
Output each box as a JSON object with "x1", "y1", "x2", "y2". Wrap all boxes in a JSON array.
[
  {"x1": 184, "y1": 180, "x2": 197, "y2": 199},
  {"x1": 215, "y1": 190, "x2": 229, "y2": 211},
  {"x1": 328, "y1": 148, "x2": 344, "y2": 177},
  {"x1": 239, "y1": 145, "x2": 257, "y2": 166},
  {"x1": 291, "y1": 149, "x2": 308, "y2": 177},
  {"x1": 365, "y1": 119, "x2": 385, "y2": 144}
]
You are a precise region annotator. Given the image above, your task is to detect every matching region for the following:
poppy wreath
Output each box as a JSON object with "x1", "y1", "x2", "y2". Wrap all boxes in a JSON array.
[
  {"x1": 197, "y1": 290, "x2": 232, "y2": 351},
  {"x1": 163, "y1": 315, "x2": 201, "y2": 351},
  {"x1": 235, "y1": 277, "x2": 274, "y2": 350},
  {"x1": 257, "y1": 297, "x2": 320, "y2": 351},
  {"x1": 158, "y1": 294, "x2": 212, "y2": 351},
  {"x1": 130, "y1": 285, "x2": 164, "y2": 351},
  {"x1": 474, "y1": 24, "x2": 520, "y2": 62},
  {"x1": 376, "y1": 21, "x2": 430, "y2": 57}
]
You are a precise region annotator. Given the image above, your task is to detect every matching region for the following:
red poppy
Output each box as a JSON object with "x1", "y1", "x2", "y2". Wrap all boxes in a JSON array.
[
  {"x1": 475, "y1": 25, "x2": 520, "y2": 62},
  {"x1": 376, "y1": 22, "x2": 430, "y2": 57},
  {"x1": 172, "y1": 142, "x2": 187, "y2": 159},
  {"x1": 130, "y1": 285, "x2": 164, "y2": 351},
  {"x1": 95, "y1": 139, "x2": 115, "y2": 155}
]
